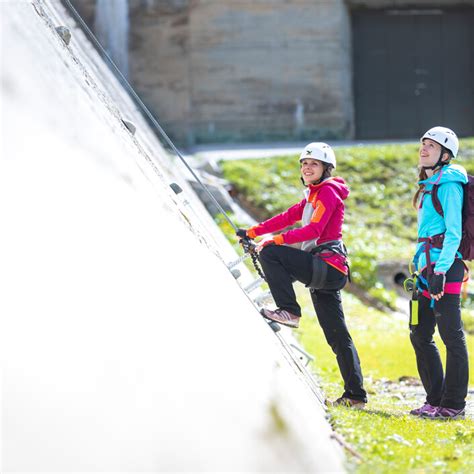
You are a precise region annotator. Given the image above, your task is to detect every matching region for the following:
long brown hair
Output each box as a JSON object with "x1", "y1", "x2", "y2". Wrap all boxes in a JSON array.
[
  {"x1": 412, "y1": 168, "x2": 428, "y2": 209},
  {"x1": 318, "y1": 163, "x2": 334, "y2": 183}
]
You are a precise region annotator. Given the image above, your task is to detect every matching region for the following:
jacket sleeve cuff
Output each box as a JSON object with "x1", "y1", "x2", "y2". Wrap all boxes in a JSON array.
[
  {"x1": 247, "y1": 227, "x2": 258, "y2": 239},
  {"x1": 273, "y1": 234, "x2": 285, "y2": 245}
]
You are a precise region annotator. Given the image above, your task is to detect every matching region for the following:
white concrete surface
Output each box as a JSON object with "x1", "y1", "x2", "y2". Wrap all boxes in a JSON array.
[{"x1": 0, "y1": 1, "x2": 344, "y2": 472}]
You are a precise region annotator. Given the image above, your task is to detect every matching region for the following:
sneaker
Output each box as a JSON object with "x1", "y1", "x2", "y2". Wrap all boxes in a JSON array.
[
  {"x1": 328, "y1": 397, "x2": 366, "y2": 409},
  {"x1": 260, "y1": 308, "x2": 300, "y2": 328},
  {"x1": 409, "y1": 403, "x2": 438, "y2": 417},
  {"x1": 423, "y1": 406, "x2": 465, "y2": 420}
]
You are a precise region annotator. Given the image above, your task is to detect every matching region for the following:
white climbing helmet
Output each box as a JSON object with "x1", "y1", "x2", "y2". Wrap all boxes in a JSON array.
[
  {"x1": 299, "y1": 142, "x2": 337, "y2": 169},
  {"x1": 421, "y1": 126, "x2": 459, "y2": 158}
]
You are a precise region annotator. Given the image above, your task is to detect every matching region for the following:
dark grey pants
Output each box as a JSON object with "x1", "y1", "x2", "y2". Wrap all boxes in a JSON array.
[
  {"x1": 410, "y1": 260, "x2": 469, "y2": 409},
  {"x1": 258, "y1": 245, "x2": 367, "y2": 402}
]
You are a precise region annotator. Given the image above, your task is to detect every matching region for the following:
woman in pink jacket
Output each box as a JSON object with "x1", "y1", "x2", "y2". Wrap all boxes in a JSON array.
[{"x1": 237, "y1": 142, "x2": 367, "y2": 407}]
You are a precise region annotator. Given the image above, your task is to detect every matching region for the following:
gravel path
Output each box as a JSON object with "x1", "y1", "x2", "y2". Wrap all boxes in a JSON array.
[{"x1": 372, "y1": 377, "x2": 473, "y2": 419}]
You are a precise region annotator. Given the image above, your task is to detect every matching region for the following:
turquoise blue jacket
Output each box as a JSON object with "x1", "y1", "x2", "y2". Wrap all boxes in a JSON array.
[{"x1": 414, "y1": 164, "x2": 467, "y2": 274}]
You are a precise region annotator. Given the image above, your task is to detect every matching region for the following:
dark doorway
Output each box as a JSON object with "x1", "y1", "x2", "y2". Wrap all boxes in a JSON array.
[{"x1": 352, "y1": 8, "x2": 474, "y2": 139}]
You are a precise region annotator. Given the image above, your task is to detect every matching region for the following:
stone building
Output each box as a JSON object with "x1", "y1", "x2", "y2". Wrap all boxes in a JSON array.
[{"x1": 68, "y1": 0, "x2": 474, "y2": 145}]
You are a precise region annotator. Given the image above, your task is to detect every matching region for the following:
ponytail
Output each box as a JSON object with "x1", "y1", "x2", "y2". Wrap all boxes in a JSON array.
[{"x1": 412, "y1": 168, "x2": 428, "y2": 209}]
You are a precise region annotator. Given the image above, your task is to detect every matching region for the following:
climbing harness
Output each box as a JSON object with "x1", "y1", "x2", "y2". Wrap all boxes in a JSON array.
[
  {"x1": 63, "y1": 0, "x2": 267, "y2": 278},
  {"x1": 409, "y1": 237, "x2": 445, "y2": 318},
  {"x1": 308, "y1": 240, "x2": 351, "y2": 289},
  {"x1": 408, "y1": 236, "x2": 467, "y2": 322},
  {"x1": 417, "y1": 234, "x2": 445, "y2": 278}
]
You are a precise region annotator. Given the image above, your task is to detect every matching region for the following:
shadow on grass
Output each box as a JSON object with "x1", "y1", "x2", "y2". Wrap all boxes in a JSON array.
[
  {"x1": 329, "y1": 407, "x2": 410, "y2": 419},
  {"x1": 360, "y1": 408, "x2": 409, "y2": 419},
  {"x1": 338, "y1": 407, "x2": 474, "y2": 422}
]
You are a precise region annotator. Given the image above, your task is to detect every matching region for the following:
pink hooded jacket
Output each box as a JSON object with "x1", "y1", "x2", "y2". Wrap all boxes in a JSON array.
[{"x1": 251, "y1": 177, "x2": 350, "y2": 273}]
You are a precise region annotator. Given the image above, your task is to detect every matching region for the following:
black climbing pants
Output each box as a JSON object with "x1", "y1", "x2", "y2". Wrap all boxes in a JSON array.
[
  {"x1": 409, "y1": 259, "x2": 469, "y2": 409},
  {"x1": 258, "y1": 245, "x2": 367, "y2": 402}
]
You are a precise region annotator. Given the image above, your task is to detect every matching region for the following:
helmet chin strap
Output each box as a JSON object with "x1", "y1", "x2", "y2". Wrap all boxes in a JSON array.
[
  {"x1": 301, "y1": 177, "x2": 325, "y2": 186},
  {"x1": 422, "y1": 150, "x2": 449, "y2": 171}
]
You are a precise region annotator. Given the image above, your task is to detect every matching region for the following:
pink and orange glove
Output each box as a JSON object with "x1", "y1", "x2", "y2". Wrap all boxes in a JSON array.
[
  {"x1": 255, "y1": 234, "x2": 284, "y2": 252},
  {"x1": 236, "y1": 227, "x2": 284, "y2": 252}
]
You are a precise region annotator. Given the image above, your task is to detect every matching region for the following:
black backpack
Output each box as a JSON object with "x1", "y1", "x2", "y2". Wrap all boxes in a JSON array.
[{"x1": 431, "y1": 175, "x2": 474, "y2": 261}]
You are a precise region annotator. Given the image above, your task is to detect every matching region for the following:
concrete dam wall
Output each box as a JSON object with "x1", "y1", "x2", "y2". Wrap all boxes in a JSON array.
[{"x1": 1, "y1": 0, "x2": 344, "y2": 472}]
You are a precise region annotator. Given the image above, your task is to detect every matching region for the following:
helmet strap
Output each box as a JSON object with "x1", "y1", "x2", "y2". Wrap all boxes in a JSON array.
[
  {"x1": 301, "y1": 176, "x2": 324, "y2": 186},
  {"x1": 422, "y1": 148, "x2": 451, "y2": 171},
  {"x1": 300, "y1": 163, "x2": 333, "y2": 186}
]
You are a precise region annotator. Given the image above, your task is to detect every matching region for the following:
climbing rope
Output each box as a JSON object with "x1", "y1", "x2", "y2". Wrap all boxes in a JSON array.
[{"x1": 62, "y1": 0, "x2": 265, "y2": 279}]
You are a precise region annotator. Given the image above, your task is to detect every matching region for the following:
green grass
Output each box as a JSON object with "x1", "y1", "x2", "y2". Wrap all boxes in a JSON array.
[
  {"x1": 295, "y1": 285, "x2": 474, "y2": 473},
  {"x1": 332, "y1": 408, "x2": 474, "y2": 473}
]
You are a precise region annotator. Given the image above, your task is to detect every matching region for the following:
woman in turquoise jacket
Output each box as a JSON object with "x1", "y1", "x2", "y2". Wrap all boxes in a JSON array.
[{"x1": 409, "y1": 126, "x2": 469, "y2": 419}]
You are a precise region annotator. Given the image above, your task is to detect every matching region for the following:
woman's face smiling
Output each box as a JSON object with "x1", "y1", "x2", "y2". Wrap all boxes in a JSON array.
[
  {"x1": 419, "y1": 138, "x2": 443, "y2": 169},
  {"x1": 300, "y1": 158, "x2": 324, "y2": 185}
]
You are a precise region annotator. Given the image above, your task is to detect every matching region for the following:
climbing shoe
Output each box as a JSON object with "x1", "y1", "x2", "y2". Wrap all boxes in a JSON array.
[
  {"x1": 409, "y1": 403, "x2": 438, "y2": 417},
  {"x1": 328, "y1": 397, "x2": 366, "y2": 409},
  {"x1": 422, "y1": 406, "x2": 465, "y2": 420},
  {"x1": 260, "y1": 308, "x2": 300, "y2": 328}
]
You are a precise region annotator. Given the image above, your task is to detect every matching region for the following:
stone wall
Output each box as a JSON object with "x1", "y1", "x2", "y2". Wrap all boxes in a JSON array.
[
  {"x1": 127, "y1": 0, "x2": 354, "y2": 145},
  {"x1": 68, "y1": 0, "x2": 353, "y2": 145},
  {"x1": 66, "y1": 0, "x2": 474, "y2": 145},
  {"x1": 129, "y1": 0, "x2": 193, "y2": 144}
]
